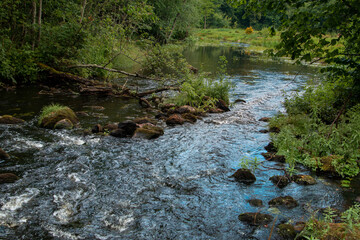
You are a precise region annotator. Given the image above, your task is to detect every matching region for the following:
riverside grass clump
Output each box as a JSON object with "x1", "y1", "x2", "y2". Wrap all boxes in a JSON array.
[
  {"x1": 172, "y1": 56, "x2": 234, "y2": 107},
  {"x1": 38, "y1": 104, "x2": 78, "y2": 129},
  {"x1": 299, "y1": 204, "x2": 360, "y2": 240},
  {"x1": 268, "y1": 80, "x2": 360, "y2": 179}
]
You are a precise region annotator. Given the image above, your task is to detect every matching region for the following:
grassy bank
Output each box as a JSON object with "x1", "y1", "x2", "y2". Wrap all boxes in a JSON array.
[{"x1": 192, "y1": 28, "x2": 281, "y2": 53}]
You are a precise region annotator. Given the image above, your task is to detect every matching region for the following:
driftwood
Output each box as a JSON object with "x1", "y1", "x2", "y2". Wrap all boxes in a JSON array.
[
  {"x1": 66, "y1": 64, "x2": 162, "y2": 81},
  {"x1": 38, "y1": 63, "x2": 179, "y2": 99}
]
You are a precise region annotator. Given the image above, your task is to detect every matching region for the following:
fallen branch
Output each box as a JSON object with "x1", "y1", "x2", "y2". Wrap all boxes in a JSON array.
[
  {"x1": 66, "y1": 64, "x2": 161, "y2": 81},
  {"x1": 136, "y1": 86, "x2": 180, "y2": 97}
]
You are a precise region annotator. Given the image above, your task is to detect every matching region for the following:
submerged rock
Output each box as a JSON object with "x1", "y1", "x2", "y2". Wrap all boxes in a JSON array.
[
  {"x1": 277, "y1": 224, "x2": 296, "y2": 240},
  {"x1": 247, "y1": 199, "x2": 263, "y2": 207},
  {"x1": 292, "y1": 175, "x2": 317, "y2": 185},
  {"x1": 166, "y1": 114, "x2": 185, "y2": 126},
  {"x1": 238, "y1": 212, "x2": 273, "y2": 226},
  {"x1": 0, "y1": 115, "x2": 25, "y2": 124},
  {"x1": 269, "y1": 196, "x2": 298, "y2": 208},
  {"x1": 270, "y1": 175, "x2": 290, "y2": 188},
  {"x1": 133, "y1": 124, "x2": 164, "y2": 140},
  {"x1": 232, "y1": 168, "x2": 256, "y2": 184},
  {"x1": 0, "y1": 173, "x2": 19, "y2": 184},
  {"x1": 234, "y1": 99, "x2": 246, "y2": 104},
  {"x1": 54, "y1": 119, "x2": 74, "y2": 129},
  {"x1": 0, "y1": 148, "x2": 10, "y2": 160},
  {"x1": 259, "y1": 129, "x2": 269, "y2": 133},
  {"x1": 39, "y1": 106, "x2": 78, "y2": 129}
]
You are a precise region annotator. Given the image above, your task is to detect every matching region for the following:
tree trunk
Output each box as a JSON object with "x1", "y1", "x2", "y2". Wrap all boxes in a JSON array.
[
  {"x1": 38, "y1": 0, "x2": 42, "y2": 44},
  {"x1": 32, "y1": 0, "x2": 37, "y2": 50},
  {"x1": 204, "y1": 15, "x2": 206, "y2": 29},
  {"x1": 80, "y1": 0, "x2": 87, "y2": 24}
]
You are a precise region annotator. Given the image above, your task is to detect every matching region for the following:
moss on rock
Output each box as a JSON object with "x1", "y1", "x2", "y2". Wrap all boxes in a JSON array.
[{"x1": 39, "y1": 104, "x2": 78, "y2": 129}]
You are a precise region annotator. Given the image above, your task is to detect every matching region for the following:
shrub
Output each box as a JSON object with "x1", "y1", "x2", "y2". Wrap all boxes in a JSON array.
[{"x1": 245, "y1": 26, "x2": 254, "y2": 34}]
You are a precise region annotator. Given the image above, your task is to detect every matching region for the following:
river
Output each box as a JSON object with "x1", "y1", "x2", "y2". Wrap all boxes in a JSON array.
[{"x1": 0, "y1": 46, "x2": 349, "y2": 239}]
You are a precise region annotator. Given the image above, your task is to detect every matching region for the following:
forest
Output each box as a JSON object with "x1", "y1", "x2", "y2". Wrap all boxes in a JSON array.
[{"x1": 1, "y1": 0, "x2": 360, "y2": 239}]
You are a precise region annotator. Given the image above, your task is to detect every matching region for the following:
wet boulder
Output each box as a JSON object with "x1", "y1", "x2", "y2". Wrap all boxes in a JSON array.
[
  {"x1": 166, "y1": 114, "x2": 185, "y2": 126},
  {"x1": 215, "y1": 99, "x2": 230, "y2": 112},
  {"x1": 176, "y1": 105, "x2": 197, "y2": 114},
  {"x1": 232, "y1": 168, "x2": 256, "y2": 184},
  {"x1": 277, "y1": 224, "x2": 296, "y2": 240},
  {"x1": 292, "y1": 175, "x2": 317, "y2": 185},
  {"x1": 133, "y1": 124, "x2": 164, "y2": 140},
  {"x1": 92, "y1": 124, "x2": 103, "y2": 133},
  {"x1": 110, "y1": 120, "x2": 137, "y2": 138},
  {"x1": 0, "y1": 148, "x2": 10, "y2": 160},
  {"x1": 270, "y1": 175, "x2": 290, "y2": 188},
  {"x1": 0, "y1": 115, "x2": 25, "y2": 124},
  {"x1": 247, "y1": 199, "x2": 263, "y2": 207},
  {"x1": 259, "y1": 129, "x2": 269, "y2": 133},
  {"x1": 0, "y1": 173, "x2": 19, "y2": 184},
  {"x1": 39, "y1": 105, "x2": 78, "y2": 129},
  {"x1": 269, "y1": 196, "x2": 298, "y2": 209},
  {"x1": 208, "y1": 108, "x2": 224, "y2": 113},
  {"x1": 54, "y1": 119, "x2": 74, "y2": 130},
  {"x1": 238, "y1": 212, "x2": 273, "y2": 226}
]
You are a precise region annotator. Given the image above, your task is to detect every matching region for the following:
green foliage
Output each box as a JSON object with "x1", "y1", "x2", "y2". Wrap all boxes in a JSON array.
[
  {"x1": 38, "y1": 104, "x2": 69, "y2": 125},
  {"x1": 173, "y1": 56, "x2": 234, "y2": 106},
  {"x1": 299, "y1": 204, "x2": 360, "y2": 240},
  {"x1": 239, "y1": 156, "x2": 260, "y2": 172}
]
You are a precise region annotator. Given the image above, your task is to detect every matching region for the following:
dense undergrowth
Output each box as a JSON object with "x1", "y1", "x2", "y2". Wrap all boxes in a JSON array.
[{"x1": 269, "y1": 79, "x2": 360, "y2": 179}]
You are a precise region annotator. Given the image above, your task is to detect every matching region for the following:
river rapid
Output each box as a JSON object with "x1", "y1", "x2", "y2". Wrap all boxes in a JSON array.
[{"x1": 0, "y1": 46, "x2": 349, "y2": 239}]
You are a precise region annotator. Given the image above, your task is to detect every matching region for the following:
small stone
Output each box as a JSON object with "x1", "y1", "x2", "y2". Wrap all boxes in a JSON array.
[
  {"x1": 133, "y1": 117, "x2": 157, "y2": 125},
  {"x1": 259, "y1": 117, "x2": 271, "y2": 122},
  {"x1": 234, "y1": 99, "x2": 246, "y2": 104},
  {"x1": 166, "y1": 114, "x2": 185, "y2": 126},
  {"x1": 0, "y1": 148, "x2": 10, "y2": 160},
  {"x1": 259, "y1": 129, "x2": 269, "y2": 133},
  {"x1": 54, "y1": 119, "x2": 74, "y2": 129},
  {"x1": 247, "y1": 199, "x2": 263, "y2": 207},
  {"x1": 270, "y1": 175, "x2": 290, "y2": 188},
  {"x1": 0, "y1": 115, "x2": 25, "y2": 124},
  {"x1": 0, "y1": 173, "x2": 19, "y2": 184},
  {"x1": 76, "y1": 111, "x2": 90, "y2": 117},
  {"x1": 292, "y1": 175, "x2": 317, "y2": 185},
  {"x1": 208, "y1": 108, "x2": 224, "y2": 113},
  {"x1": 92, "y1": 124, "x2": 103, "y2": 133},
  {"x1": 232, "y1": 168, "x2": 256, "y2": 184},
  {"x1": 269, "y1": 196, "x2": 298, "y2": 209},
  {"x1": 238, "y1": 212, "x2": 273, "y2": 226},
  {"x1": 277, "y1": 224, "x2": 296, "y2": 239}
]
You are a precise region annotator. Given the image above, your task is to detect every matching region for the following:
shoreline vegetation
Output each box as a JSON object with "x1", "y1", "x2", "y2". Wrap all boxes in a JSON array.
[{"x1": 1, "y1": 0, "x2": 360, "y2": 239}]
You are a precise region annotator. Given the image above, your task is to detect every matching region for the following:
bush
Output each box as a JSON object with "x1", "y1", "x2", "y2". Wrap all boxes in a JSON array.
[{"x1": 245, "y1": 26, "x2": 254, "y2": 34}]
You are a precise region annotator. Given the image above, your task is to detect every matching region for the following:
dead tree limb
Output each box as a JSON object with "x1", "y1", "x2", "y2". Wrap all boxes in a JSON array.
[{"x1": 66, "y1": 64, "x2": 162, "y2": 81}]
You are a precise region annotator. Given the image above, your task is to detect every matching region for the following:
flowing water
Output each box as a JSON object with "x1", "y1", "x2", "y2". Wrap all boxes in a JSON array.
[{"x1": 0, "y1": 46, "x2": 352, "y2": 239}]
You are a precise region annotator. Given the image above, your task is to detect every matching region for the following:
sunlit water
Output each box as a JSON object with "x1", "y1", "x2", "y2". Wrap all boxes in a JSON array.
[{"x1": 0, "y1": 46, "x2": 349, "y2": 239}]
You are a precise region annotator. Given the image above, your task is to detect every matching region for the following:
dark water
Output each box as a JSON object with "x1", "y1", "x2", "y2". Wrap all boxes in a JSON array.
[{"x1": 0, "y1": 46, "x2": 348, "y2": 240}]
